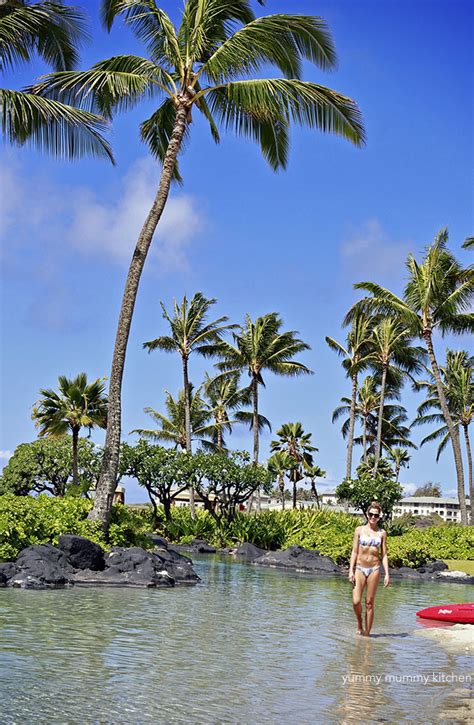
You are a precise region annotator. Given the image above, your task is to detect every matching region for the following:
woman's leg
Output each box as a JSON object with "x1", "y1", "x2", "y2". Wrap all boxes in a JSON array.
[
  {"x1": 352, "y1": 569, "x2": 367, "y2": 634},
  {"x1": 364, "y1": 568, "x2": 381, "y2": 636}
]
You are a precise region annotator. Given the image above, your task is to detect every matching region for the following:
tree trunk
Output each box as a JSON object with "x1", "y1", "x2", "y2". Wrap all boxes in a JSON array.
[
  {"x1": 423, "y1": 331, "x2": 467, "y2": 525},
  {"x1": 346, "y1": 372, "x2": 358, "y2": 479},
  {"x1": 279, "y1": 472, "x2": 285, "y2": 511},
  {"x1": 88, "y1": 104, "x2": 189, "y2": 528},
  {"x1": 216, "y1": 411, "x2": 223, "y2": 449},
  {"x1": 462, "y1": 424, "x2": 473, "y2": 525},
  {"x1": 72, "y1": 426, "x2": 79, "y2": 489},
  {"x1": 182, "y1": 354, "x2": 195, "y2": 519},
  {"x1": 247, "y1": 375, "x2": 260, "y2": 514},
  {"x1": 362, "y1": 416, "x2": 368, "y2": 463},
  {"x1": 374, "y1": 363, "x2": 388, "y2": 473},
  {"x1": 395, "y1": 463, "x2": 400, "y2": 483},
  {"x1": 292, "y1": 468, "x2": 298, "y2": 510}
]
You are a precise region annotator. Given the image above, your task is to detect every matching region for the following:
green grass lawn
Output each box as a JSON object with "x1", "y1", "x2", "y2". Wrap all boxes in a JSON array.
[{"x1": 443, "y1": 560, "x2": 474, "y2": 575}]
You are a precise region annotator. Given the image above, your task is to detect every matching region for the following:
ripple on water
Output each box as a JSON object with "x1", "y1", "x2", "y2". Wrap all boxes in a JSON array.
[{"x1": 0, "y1": 555, "x2": 472, "y2": 724}]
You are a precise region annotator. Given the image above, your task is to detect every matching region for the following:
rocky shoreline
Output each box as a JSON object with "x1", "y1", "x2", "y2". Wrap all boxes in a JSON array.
[
  {"x1": 1, "y1": 536, "x2": 472, "y2": 590},
  {"x1": 172, "y1": 539, "x2": 474, "y2": 584},
  {"x1": 0, "y1": 535, "x2": 199, "y2": 589}
]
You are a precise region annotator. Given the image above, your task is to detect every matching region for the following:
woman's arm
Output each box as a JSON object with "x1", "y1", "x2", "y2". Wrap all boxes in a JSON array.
[
  {"x1": 381, "y1": 530, "x2": 390, "y2": 587},
  {"x1": 348, "y1": 527, "x2": 359, "y2": 583}
]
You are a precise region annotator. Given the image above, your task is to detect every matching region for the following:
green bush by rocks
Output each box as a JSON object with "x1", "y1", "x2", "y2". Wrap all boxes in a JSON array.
[{"x1": 0, "y1": 495, "x2": 153, "y2": 560}]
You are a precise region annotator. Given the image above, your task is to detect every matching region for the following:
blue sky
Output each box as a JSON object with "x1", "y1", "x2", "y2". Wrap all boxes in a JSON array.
[{"x1": 1, "y1": 0, "x2": 472, "y2": 503}]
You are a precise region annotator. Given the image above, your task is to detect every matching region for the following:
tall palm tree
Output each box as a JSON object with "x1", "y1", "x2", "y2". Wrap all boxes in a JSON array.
[
  {"x1": 333, "y1": 375, "x2": 379, "y2": 464},
  {"x1": 346, "y1": 229, "x2": 473, "y2": 524},
  {"x1": 1, "y1": 0, "x2": 112, "y2": 159},
  {"x1": 270, "y1": 422, "x2": 316, "y2": 509},
  {"x1": 387, "y1": 447, "x2": 411, "y2": 482},
  {"x1": 304, "y1": 463, "x2": 326, "y2": 507},
  {"x1": 212, "y1": 313, "x2": 312, "y2": 467},
  {"x1": 143, "y1": 292, "x2": 233, "y2": 515},
  {"x1": 364, "y1": 317, "x2": 425, "y2": 472},
  {"x1": 34, "y1": 0, "x2": 365, "y2": 526},
  {"x1": 326, "y1": 310, "x2": 373, "y2": 478},
  {"x1": 131, "y1": 386, "x2": 215, "y2": 451},
  {"x1": 413, "y1": 350, "x2": 473, "y2": 521},
  {"x1": 202, "y1": 372, "x2": 270, "y2": 450},
  {"x1": 32, "y1": 373, "x2": 108, "y2": 490},
  {"x1": 267, "y1": 450, "x2": 295, "y2": 510}
]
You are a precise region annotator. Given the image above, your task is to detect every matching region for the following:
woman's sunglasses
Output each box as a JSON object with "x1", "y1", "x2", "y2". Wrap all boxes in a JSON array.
[{"x1": 368, "y1": 512, "x2": 380, "y2": 519}]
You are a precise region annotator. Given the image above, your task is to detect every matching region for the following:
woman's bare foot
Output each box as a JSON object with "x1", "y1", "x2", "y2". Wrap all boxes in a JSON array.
[{"x1": 356, "y1": 628, "x2": 365, "y2": 635}]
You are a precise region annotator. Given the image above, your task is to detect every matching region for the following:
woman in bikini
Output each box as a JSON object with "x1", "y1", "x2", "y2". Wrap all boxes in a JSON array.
[{"x1": 348, "y1": 501, "x2": 390, "y2": 636}]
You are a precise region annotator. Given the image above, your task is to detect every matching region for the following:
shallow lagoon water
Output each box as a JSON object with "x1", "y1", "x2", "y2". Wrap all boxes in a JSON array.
[{"x1": 0, "y1": 554, "x2": 472, "y2": 724}]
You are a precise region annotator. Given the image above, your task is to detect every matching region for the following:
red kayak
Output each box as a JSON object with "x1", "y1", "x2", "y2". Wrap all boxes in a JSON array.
[{"x1": 416, "y1": 603, "x2": 474, "y2": 624}]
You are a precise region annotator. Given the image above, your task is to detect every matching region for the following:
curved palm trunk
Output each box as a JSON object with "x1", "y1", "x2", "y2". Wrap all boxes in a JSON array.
[
  {"x1": 71, "y1": 426, "x2": 79, "y2": 489},
  {"x1": 346, "y1": 373, "x2": 358, "y2": 479},
  {"x1": 89, "y1": 105, "x2": 188, "y2": 527},
  {"x1": 374, "y1": 363, "x2": 388, "y2": 473},
  {"x1": 182, "y1": 354, "x2": 195, "y2": 519},
  {"x1": 247, "y1": 376, "x2": 260, "y2": 513},
  {"x1": 423, "y1": 332, "x2": 467, "y2": 525},
  {"x1": 462, "y1": 424, "x2": 473, "y2": 524}
]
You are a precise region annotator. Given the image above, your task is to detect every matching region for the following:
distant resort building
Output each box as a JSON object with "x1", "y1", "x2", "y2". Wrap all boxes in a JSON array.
[{"x1": 392, "y1": 496, "x2": 471, "y2": 523}]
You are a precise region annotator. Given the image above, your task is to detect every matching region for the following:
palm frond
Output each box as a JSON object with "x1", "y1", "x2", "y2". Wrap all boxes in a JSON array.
[{"x1": 0, "y1": 88, "x2": 114, "y2": 162}]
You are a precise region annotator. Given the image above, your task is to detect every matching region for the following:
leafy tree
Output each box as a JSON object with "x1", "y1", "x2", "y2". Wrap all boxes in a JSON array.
[
  {"x1": 0, "y1": 0, "x2": 112, "y2": 159},
  {"x1": 303, "y1": 463, "x2": 326, "y2": 506},
  {"x1": 120, "y1": 441, "x2": 196, "y2": 522},
  {"x1": 347, "y1": 229, "x2": 473, "y2": 524},
  {"x1": 214, "y1": 314, "x2": 312, "y2": 468},
  {"x1": 326, "y1": 309, "x2": 373, "y2": 478},
  {"x1": 34, "y1": 0, "x2": 365, "y2": 526},
  {"x1": 413, "y1": 482, "x2": 442, "y2": 497},
  {"x1": 0, "y1": 437, "x2": 102, "y2": 497},
  {"x1": 193, "y1": 450, "x2": 271, "y2": 525},
  {"x1": 270, "y1": 422, "x2": 317, "y2": 509},
  {"x1": 336, "y1": 458, "x2": 403, "y2": 518},
  {"x1": 131, "y1": 386, "x2": 216, "y2": 451},
  {"x1": 413, "y1": 349, "x2": 473, "y2": 519},
  {"x1": 32, "y1": 373, "x2": 108, "y2": 489},
  {"x1": 352, "y1": 401, "x2": 416, "y2": 457},
  {"x1": 387, "y1": 447, "x2": 411, "y2": 482},
  {"x1": 267, "y1": 450, "x2": 296, "y2": 510},
  {"x1": 363, "y1": 318, "x2": 425, "y2": 472},
  {"x1": 143, "y1": 292, "x2": 234, "y2": 515}
]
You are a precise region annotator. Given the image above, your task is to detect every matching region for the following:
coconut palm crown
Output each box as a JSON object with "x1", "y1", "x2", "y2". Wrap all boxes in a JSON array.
[
  {"x1": 32, "y1": 373, "x2": 108, "y2": 489},
  {"x1": 1, "y1": 0, "x2": 113, "y2": 159}
]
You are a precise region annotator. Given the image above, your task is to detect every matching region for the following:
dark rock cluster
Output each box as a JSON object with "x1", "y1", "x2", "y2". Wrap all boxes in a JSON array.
[
  {"x1": 0, "y1": 535, "x2": 199, "y2": 590},
  {"x1": 252, "y1": 545, "x2": 340, "y2": 574}
]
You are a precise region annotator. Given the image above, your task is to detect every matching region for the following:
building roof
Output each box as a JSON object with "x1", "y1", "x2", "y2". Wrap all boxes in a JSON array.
[{"x1": 399, "y1": 496, "x2": 469, "y2": 505}]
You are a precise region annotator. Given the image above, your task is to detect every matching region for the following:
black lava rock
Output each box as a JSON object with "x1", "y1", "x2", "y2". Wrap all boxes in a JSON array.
[
  {"x1": 11, "y1": 543, "x2": 74, "y2": 589},
  {"x1": 232, "y1": 542, "x2": 267, "y2": 560},
  {"x1": 417, "y1": 560, "x2": 449, "y2": 574},
  {"x1": 57, "y1": 534, "x2": 105, "y2": 571},
  {"x1": 253, "y1": 546, "x2": 339, "y2": 574}
]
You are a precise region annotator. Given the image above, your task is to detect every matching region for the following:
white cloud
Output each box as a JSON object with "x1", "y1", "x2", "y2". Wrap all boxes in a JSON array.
[
  {"x1": 0, "y1": 155, "x2": 203, "y2": 273},
  {"x1": 340, "y1": 218, "x2": 411, "y2": 279},
  {"x1": 0, "y1": 450, "x2": 13, "y2": 460},
  {"x1": 402, "y1": 483, "x2": 417, "y2": 496}
]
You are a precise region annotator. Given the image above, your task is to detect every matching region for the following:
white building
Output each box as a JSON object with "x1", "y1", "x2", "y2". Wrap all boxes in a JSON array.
[{"x1": 393, "y1": 496, "x2": 471, "y2": 523}]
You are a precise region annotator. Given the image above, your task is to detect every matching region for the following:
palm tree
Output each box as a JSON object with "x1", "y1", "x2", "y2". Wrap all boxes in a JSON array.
[
  {"x1": 32, "y1": 373, "x2": 108, "y2": 490},
  {"x1": 143, "y1": 292, "x2": 234, "y2": 515},
  {"x1": 413, "y1": 350, "x2": 473, "y2": 521},
  {"x1": 387, "y1": 447, "x2": 411, "y2": 482},
  {"x1": 131, "y1": 386, "x2": 216, "y2": 451},
  {"x1": 347, "y1": 230, "x2": 473, "y2": 524},
  {"x1": 270, "y1": 422, "x2": 316, "y2": 509},
  {"x1": 333, "y1": 375, "x2": 379, "y2": 464},
  {"x1": 33, "y1": 0, "x2": 365, "y2": 526},
  {"x1": 213, "y1": 313, "x2": 312, "y2": 468},
  {"x1": 1, "y1": 0, "x2": 112, "y2": 159},
  {"x1": 202, "y1": 372, "x2": 270, "y2": 450},
  {"x1": 364, "y1": 318, "x2": 425, "y2": 472},
  {"x1": 326, "y1": 310, "x2": 373, "y2": 478},
  {"x1": 267, "y1": 451, "x2": 295, "y2": 510},
  {"x1": 304, "y1": 463, "x2": 326, "y2": 507}
]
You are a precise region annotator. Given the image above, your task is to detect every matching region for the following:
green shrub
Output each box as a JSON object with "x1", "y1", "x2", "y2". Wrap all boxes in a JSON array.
[{"x1": 0, "y1": 495, "x2": 154, "y2": 560}]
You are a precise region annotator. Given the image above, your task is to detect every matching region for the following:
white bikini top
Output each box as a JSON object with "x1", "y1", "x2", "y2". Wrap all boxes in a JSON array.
[{"x1": 359, "y1": 528, "x2": 382, "y2": 548}]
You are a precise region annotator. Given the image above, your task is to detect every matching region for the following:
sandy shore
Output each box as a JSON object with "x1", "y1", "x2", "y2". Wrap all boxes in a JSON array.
[{"x1": 415, "y1": 623, "x2": 473, "y2": 654}]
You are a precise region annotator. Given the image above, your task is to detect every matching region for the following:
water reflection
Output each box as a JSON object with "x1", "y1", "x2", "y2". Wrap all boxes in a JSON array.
[{"x1": 0, "y1": 555, "x2": 471, "y2": 724}]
